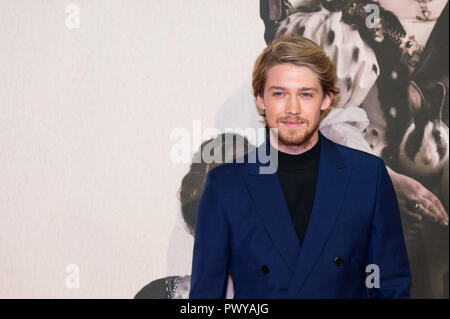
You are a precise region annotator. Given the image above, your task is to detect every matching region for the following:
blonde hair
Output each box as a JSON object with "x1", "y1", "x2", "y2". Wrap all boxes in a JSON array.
[{"x1": 252, "y1": 34, "x2": 340, "y2": 126}]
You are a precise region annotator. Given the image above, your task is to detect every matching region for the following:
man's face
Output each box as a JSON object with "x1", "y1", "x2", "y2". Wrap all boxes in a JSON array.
[{"x1": 256, "y1": 63, "x2": 332, "y2": 152}]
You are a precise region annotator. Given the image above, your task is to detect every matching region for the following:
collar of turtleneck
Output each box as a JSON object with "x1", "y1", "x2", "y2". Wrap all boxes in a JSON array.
[{"x1": 269, "y1": 136, "x2": 321, "y2": 171}]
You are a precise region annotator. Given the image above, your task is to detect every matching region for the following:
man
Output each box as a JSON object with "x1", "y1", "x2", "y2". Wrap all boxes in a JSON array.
[{"x1": 189, "y1": 34, "x2": 411, "y2": 298}]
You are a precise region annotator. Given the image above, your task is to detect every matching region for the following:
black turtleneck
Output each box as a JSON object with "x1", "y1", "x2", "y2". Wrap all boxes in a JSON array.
[{"x1": 270, "y1": 136, "x2": 321, "y2": 246}]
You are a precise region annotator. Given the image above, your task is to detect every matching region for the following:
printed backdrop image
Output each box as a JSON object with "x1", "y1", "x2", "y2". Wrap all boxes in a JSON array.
[
  {"x1": 257, "y1": 0, "x2": 449, "y2": 299},
  {"x1": 0, "y1": 0, "x2": 448, "y2": 299}
]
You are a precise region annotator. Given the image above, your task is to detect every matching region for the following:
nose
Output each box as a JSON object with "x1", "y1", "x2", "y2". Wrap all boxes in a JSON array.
[
  {"x1": 422, "y1": 154, "x2": 432, "y2": 165},
  {"x1": 286, "y1": 94, "x2": 301, "y2": 115}
]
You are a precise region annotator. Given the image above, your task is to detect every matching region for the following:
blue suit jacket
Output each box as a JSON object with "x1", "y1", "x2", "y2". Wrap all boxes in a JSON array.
[{"x1": 189, "y1": 130, "x2": 411, "y2": 299}]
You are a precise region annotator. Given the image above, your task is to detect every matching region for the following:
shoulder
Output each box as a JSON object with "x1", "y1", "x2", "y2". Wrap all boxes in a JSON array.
[
  {"x1": 205, "y1": 152, "x2": 251, "y2": 181},
  {"x1": 326, "y1": 137, "x2": 385, "y2": 171}
]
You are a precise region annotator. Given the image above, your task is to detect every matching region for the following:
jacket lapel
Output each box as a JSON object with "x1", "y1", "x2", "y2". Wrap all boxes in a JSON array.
[
  {"x1": 288, "y1": 131, "x2": 351, "y2": 297},
  {"x1": 242, "y1": 134, "x2": 301, "y2": 273},
  {"x1": 241, "y1": 130, "x2": 352, "y2": 297}
]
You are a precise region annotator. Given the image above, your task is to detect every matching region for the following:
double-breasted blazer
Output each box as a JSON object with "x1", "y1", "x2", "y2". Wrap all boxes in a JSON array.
[{"x1": 189, "y1": 130, "x2": 411, "y2": 298}]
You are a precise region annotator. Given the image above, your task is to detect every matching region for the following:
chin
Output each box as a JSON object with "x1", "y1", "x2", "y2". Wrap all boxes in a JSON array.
[{"x1": 279, "y1": 130, "x2": 308, "y2": 146}]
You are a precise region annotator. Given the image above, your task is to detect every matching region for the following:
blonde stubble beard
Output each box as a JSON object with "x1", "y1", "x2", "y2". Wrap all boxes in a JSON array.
[{"x1": 269, "y1": 118, "x2": 320, "y2": 148}]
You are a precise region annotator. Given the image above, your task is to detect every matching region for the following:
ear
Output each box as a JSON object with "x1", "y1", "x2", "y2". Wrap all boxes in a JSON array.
[
  {"x1": 320, "y1": 93, "x2": 333, "y2": 111},
  {"x1": 408, "y1": 81, "x2": 425, "y2": 113},
  {"x1": 256, "y1": 95, "x2": 266, "y2": 111}
]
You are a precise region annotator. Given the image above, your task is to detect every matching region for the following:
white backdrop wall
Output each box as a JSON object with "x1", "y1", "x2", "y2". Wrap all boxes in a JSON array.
[{"x1": 0, "y1": 0, "x2": 265, "y2": 298}]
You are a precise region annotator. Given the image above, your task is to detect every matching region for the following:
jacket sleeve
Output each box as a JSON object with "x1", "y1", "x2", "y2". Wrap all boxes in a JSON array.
[
  {"x1": 367, "y1": 158, "x2": 412, "y2": 298},
  {"x1": 189, "y1": 169, "x2": 231, "y2": 299}
]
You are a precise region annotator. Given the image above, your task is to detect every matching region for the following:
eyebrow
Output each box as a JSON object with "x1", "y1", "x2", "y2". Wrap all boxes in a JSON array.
[{"x1": 268, "y1": 86, "x2": 319, "y2": 93}]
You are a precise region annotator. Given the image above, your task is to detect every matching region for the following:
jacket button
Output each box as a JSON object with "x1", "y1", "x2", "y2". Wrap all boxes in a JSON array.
[
  {"x1": 261, "y1": 265, "x2": 270, "y2": 274},
  {"x1": 334, "y1": 256, "x2": 344, "y2": 266}
]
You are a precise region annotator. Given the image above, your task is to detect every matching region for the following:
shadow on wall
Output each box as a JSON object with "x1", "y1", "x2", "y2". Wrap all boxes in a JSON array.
[{"x1": 213, "y1": 85, "x2": 264, "y2": 146}]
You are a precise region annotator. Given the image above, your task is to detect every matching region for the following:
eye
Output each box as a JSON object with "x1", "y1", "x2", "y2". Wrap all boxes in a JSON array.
[
  {"x1": 300, "y1": 93, "x2": 312, "y2": 97},
  {"x1": 273, "y1": 92, "x2": 284, "y2": 96}
]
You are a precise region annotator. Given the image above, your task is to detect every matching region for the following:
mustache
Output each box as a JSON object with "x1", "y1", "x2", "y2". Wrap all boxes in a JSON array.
[{"x1": 279, "y1": 117, "x2": 307, "y2": 123}]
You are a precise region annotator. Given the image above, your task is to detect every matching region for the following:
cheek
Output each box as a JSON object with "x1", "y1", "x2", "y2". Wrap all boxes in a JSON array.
[
  {"x1": 304, "y1": 101, "x2": 322, "y2": 116},
  {"x1": 265, "y1": 102, "x2": 282, "y2": 116},
  {"x1": 265, "y1": 108, "x2": 282, "y2": 123}
]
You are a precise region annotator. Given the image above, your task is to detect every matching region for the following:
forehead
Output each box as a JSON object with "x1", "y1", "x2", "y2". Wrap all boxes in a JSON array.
[{"x1": 265, "y1": 63, "x2": 321, "y2": 90}]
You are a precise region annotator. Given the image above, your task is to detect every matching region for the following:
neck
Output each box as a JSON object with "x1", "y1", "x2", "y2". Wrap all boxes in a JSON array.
[{"x1": 269, "y1": 130, "x2": 319, "y2": 155}]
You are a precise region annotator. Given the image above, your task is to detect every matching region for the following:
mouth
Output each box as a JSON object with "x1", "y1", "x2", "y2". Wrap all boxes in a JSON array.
[{"x1": 281, "y1": 121, "x2": 303, "y2": 128}]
